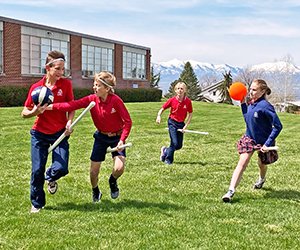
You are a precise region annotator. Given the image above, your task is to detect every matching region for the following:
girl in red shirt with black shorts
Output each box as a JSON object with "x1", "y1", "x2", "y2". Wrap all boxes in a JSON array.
[{"x1": 49, "y1": 72, "x2": 132, "y2": 202}]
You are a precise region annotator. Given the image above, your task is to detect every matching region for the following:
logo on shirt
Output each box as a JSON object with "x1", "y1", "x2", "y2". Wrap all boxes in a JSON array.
[
  {"x1": 183, "y1": 105, "x2": 187, "y2": 109},
  {"x1": 57, "y1": 89, "x2": 63, "y2": 96},
  {"x1": 254, "y1": 112, "x2": 258, "y2": 118},
  {"x1": 111, "y1": 108, "x2": 116, "y2": 114}
]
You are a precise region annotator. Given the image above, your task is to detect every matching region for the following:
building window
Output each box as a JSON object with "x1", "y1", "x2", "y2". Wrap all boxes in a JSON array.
[
  {"x1": 0, "y1": 24, "x2": 3, "y2": 73},
  {"x1": 82, "y1": 40, "x2": 114, "y2": 78},
  {"x1": 123, "y1": 51, "x2": 146, "y2": 79},
  {"x1": 21, "y1": 26, "x2": 70, "y2": 76}
]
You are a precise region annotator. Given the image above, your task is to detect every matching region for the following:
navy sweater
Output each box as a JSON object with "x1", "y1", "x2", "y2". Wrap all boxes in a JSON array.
[{"x1": 241, "y1": 96, "x2": 282, "y2": 146}]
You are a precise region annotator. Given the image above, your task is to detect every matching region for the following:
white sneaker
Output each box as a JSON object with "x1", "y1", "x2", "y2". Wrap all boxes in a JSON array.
[
  {"x1": 30, "y1": 206, "x2": 43, "y2": 213},
  {"x1": 47, "y1": 180, "x2": 58, "y2": 194},
  {"x1": 253, "y1": 177, "x2": 266, "y2": 189},
  {"x1": 222, "y1": 189, "x2": 235, "y2": 203}
]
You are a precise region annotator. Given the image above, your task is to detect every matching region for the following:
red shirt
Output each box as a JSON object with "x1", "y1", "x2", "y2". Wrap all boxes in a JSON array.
[
  {"x1": 52, "y1": 94, "x2": 132, "y2": 142},
  {"x1": 24, "y1": 76, "x2": 74, "y2": 134},
  {"x1": 162, "y1": 96, "x2": 193, "y2": 122}
]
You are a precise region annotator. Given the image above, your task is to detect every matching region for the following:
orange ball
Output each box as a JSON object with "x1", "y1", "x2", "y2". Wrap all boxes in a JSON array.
[{"x1": 228, "y1": 82, "x2": 247, "y2": 101}]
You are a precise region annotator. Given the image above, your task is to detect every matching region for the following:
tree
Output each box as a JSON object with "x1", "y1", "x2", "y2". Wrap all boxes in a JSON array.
[
  {"x1": 165, "y1": 62, "x2": 201, "y2": 100},
  {"x1": 198, "y1": 73, "x2": 219, "y2": 90},
  {"x1": 217, "y1": 71, "x2": 232, "y2": 104},
  {"x1": 179, "y1": 61, "x2": 201, "y2": 100},
  {"x1": 150, "y1": 66, "x2": 161, "y2": 88},
  {"x1": 267, "y1": 54, "x2": 298, "y2": 104},
  {"x1": 164, "y1": 79, "x2": 178, "y2": 98},
  {"x1": 234, "y1": 65, "x2": 266, "y2": 90}
]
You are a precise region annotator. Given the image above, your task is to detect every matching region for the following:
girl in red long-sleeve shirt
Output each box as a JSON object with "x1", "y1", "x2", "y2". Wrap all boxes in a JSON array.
[{"x1": 49, "y1": 72, "x2": 132, "y2": 202}]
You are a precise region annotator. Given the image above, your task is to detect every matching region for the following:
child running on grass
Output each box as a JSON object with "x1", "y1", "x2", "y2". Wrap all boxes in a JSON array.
[
  {"x1": 222, "y1": 79, "x2": 282, "y2": 203},
  {"x1": 21, "y1": 51, "x2": 75, "y2": 213},
  {"x1": 156, "y1": 82, "x2": 193, "y2": 165},
  {"x1": 48, "y1": 72, "x2": 132, "y2": 202}
]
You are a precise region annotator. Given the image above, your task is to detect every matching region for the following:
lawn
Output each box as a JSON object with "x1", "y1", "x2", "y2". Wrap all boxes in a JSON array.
[{"x1": 0, "y1": 101, "x2": 300, "y2": 249}]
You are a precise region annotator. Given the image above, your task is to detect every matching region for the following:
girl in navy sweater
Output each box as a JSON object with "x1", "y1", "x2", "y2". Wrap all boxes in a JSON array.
[{"x1": 222, "y1": 79, "x2": 282, "y2": 202}]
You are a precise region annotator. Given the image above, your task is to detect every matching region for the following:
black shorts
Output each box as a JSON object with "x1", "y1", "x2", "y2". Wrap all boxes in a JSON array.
[{"x1": 90, "y1": 131, "x2": 126, "y2": 162}]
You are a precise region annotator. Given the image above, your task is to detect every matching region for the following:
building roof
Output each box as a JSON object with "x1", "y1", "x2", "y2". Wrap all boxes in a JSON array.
[
  {"x1": 0, "y1": 15, "x2": 150, "y2": 51},
  {"x1": 201, "y1": 80, "x2": 223, "y2": 94}
]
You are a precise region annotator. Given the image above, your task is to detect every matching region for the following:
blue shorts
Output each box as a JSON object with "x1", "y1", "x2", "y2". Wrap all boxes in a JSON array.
[{"x1": 90, "y1": 131, "x2": 126, "y2": 162}]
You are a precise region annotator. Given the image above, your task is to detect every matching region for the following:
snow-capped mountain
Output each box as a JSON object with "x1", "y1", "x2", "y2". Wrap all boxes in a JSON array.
[
  {"x1": 152, "y1": 59, "x2": 300, "y2": 94},
  {"x1": 152, "y1": 59, "x2": 240, "y2": 94}
]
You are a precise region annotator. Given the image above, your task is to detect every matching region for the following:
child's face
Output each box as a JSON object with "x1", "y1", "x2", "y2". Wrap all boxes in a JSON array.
[
  {"x1": 175, "y1": 84, "x2": 187, "y2": 97},
  {"x1": 93, "y1": 81, "x2": 110, "y2": 98},
  {"x1": 250, "y1": 82, "x2": 265, "y2": 100},
  {"x1": 46, "y1": 61, "x2": 65, "y2": 81}
]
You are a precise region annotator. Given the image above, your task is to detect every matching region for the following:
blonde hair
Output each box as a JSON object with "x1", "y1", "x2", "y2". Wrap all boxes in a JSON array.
[
  {"x1": 174, "y1": 82, "x2": 187, "y2": 91},
  {"x1": 252, "y1": 79, "x2": 271, "y2": 97},
  {"x1": 95, "y1": 72, "x2": 116, "y2": 94}
]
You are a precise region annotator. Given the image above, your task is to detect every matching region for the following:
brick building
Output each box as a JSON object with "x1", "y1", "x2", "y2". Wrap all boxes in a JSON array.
[{"x1": 0, "y1": 16, "x2": 151, "y2": 89}]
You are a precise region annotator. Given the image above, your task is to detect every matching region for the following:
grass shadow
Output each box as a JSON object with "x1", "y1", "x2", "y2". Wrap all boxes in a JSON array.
[
  {"x1": 263, "y1": 187, "x2": 300, "y2": 201},
  {"x1": 46, "y1": 199, "x2": 186, "y2": 213}
]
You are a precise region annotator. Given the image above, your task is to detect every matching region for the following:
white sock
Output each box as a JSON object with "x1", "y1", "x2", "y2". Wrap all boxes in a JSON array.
[
  {"x1": 228, "y1": 187, "x2": 235, "y2": 193},
  {"x1": 259, "y1": 176, "x2": 266, "y2": 182}
]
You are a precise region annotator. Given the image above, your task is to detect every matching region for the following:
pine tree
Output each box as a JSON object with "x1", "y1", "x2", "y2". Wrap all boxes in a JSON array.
[
  {"x1": 164, "y1": 79, "x2": 179, "y2": 98},
  {"x1": 178, "y1": 61, "x2": 201, "y2": 100},
  {"x1": 150, "y1": 66, "x2": 161, "y2": 88},
  {"x1": 217, "y1": 71, "x2": 232, "y2": 104},
  {"x1": 165, "y1": 61, "x2": 201, "y2": 100}
]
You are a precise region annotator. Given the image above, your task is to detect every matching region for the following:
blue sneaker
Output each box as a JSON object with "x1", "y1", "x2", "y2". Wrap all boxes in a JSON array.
[
  {"x1": 165, "y1": 159, "x2": 172, "y2": 165},
  {"x1": 110, "y1": 180, "x2": 119, "y2": 199},
  {"x1": 160, "y1": 146, "x2": 166, "y2": 162},
  {"x1": 92, "y1": 189, "x2": 102, "y2": 202}
]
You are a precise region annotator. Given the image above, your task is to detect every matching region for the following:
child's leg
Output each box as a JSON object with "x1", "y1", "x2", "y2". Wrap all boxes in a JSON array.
[
  {"x1": 165, "y1": 124, "x2": 178, "y2": 163},
  {"x1": 90, "y1": 161, "x2": 101, "y2": 188},
  {"x1": 46, "y1": 138, "x2": 69, "y2": 181},
  {"x1": 30, "y1": 130, "x2": 48, "y2": 208},
  {"x1": 112, "y1": 155, "x2": 125, "y2": 179},
  {"x1": 257, "y1": 157, "x2": 268, "y2": 179},
  {"x1": 109, "y1": 156, "x2": 125, "y2": 199},
  {"x1": 229, "y1": 152, "x2": 254, "y2": 190}
]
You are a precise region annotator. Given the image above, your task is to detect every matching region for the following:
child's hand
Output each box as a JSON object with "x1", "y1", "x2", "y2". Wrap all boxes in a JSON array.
[
  {"x1": 64, "y1": 120, "x2": 74, "y2": 136},
  {"x1": 116, "y1": 140, "x2": 124, "y2": 152},
  {"x1": 156, "y1": 116, "x2": 161, "y2": 124}
]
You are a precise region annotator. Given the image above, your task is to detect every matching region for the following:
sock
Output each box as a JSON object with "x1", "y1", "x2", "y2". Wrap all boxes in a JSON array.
[
  {"x1": 259, "y1": 176, "x2": 266, "y2": 182},
  {"x1": 229, "y1": 187, "x2": 235, "y2": 193},
  {"x1": 92, "y1": 186, "x2": 99, "y2": 195},
  {"x1": 109, "y1": 174, "x2": 117, "y2": 184}
]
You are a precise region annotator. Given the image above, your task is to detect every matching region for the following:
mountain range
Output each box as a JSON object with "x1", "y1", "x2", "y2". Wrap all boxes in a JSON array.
[{"x1": 151, "y1": 58, "x2": 300, "y2": 95}]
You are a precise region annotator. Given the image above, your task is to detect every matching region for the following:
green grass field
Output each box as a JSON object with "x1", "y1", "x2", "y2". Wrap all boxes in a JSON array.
[{"x1": 1, "y1": 101, "x2": 300, "y2": 249}]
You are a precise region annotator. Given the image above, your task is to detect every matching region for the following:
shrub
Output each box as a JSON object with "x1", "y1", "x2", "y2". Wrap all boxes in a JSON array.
[
  {"x1": 0, "y1": 86, "x2": 162, "y2": 107},
  {"x1": 0, "y1": 86, "x2": 30, "y2": 107},
  {"x1": 115, "y1": 88, "x2": 162, "y2": 102}
]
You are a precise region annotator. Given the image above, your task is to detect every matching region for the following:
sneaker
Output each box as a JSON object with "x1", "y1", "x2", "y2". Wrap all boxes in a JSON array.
[
  {"x1": 253, "y1": 177, "x2": 266, "y2": 189},
  {"x1": 222, "y1": 189, "x2": 235, "y2": 203},
  {"x1": 30, "y1": 206, "x2": 40, "y2": 213},
  {"x1": 165, "y1": 159, "x2": 172, "y2": 165},
  {"x1": 160, "y1": 146, "x2": 166, "y2": 162},
  {"x1": 47, "y1": 180, "x2": 58, "y2": 194},
  {"x1": 92, "y1": 189, "x2": 102, "y2": 202},
  {"x1": 109, "y1": 180, "x2": 119, "y2": 199}
]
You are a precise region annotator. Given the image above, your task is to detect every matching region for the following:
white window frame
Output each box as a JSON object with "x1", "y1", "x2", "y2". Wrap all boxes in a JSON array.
[
  {"x1": 82, "y1": 38, "x2": 114, "y2": 78},
  {"x1": 123, "y1": 46, "x2": 146, "y2": 80},
  {"x1": 21, "y1": 26, "x2": 70, "y2": 76}
]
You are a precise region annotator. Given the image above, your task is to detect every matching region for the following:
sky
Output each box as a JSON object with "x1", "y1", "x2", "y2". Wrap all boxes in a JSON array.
[{"x1": 1, "y1": 0, "x2": 300, "y2": 67}]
